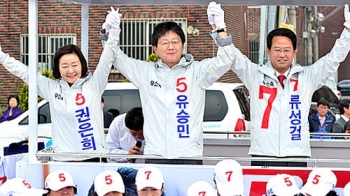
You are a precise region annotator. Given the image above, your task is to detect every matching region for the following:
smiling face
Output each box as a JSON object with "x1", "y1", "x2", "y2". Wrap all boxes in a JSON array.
[
  {"x1": 152, "y1": 30, "x2": 184, "y2": 68},
  {"x1": 266, "y1": 36, "x2": 297, "y2": 74},
  {"x1": 8, "y1": 97, "x2": 18, "y2": 108},
  {"x1": 59, "y1": 53, "x2": 82, "y2": 85}
]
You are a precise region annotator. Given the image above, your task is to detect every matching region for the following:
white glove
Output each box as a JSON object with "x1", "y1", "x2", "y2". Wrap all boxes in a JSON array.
[
  {"x1": 102, "y1": 6, "x2": 122, "y2": 32},
  {"x1": 344, "y1": 4, "x2": 350, "y2": 28},
  {"x1": 207, "y1": 2, "x2": 216, "y2": 25},
  {"x1": 207, "y1": 2, "x2": 226, "y2": 29}
]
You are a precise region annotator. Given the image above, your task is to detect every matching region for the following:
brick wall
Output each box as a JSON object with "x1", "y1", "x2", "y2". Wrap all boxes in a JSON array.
[{"x1": 317, "y1": 6, "x2": 350, "y2": 82}]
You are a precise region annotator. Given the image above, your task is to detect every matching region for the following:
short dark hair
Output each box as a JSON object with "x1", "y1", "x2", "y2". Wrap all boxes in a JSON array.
[
  {"x1": 317, "y1": 97, "x2": 329, "y2": 107},
  {"x1": 125, "y1": 107, "x2": 143, "y2": 130},
  {"x1": 52, "y1": 44, "x2": 88, "y2": 79},
  {"x1": 326, "y1": 190, "x2": 338, "y2": 196},
  {"x1": 266, "y1": 28, "x2": 297, "y2": 50},
  {"x1": 339, "y1": 99, "x2": 350, "y2": 115},
  {"x1": 107, "y1": 108, "x2": 120, "y2": 118},
  {"x1": 7, "y1": 95, "x2": 19, "y2": 107},
  {"x1": 151, "y1": 21, "x2": 186, "y2": 47}
]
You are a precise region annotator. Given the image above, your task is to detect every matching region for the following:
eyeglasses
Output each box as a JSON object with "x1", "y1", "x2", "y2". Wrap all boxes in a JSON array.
[
  {"x1": 272, "y1": 49, "x2": 293, "y2": 55},
  {"x1": 158, "y1": 40, "x2": 182, "y2": 47}
]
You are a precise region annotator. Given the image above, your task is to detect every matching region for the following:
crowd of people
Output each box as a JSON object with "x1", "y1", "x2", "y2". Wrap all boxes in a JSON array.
[
  {"x1": 1, "y1": 0, "x2": 350, "y2": 194},
  {"x1": 308, "y1": 98, "x2": 350, "y2": 140},
  {"x1": 1, "y1": 159, "x2": 350, "y2": 195},
  {"x1": 0, "y1": 0, "x2": 349, "y2": 163}
]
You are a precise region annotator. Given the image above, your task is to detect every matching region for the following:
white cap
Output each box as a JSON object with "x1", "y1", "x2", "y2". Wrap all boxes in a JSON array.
[
  {"x1": 344, "y1": 181, "x2": 350, "y2": 196},
  {"x1": 186, "y1": 181, "x2": 216, "y2": 196},
  {"x1": 0, "y1": 178, "x2": 48, "y2": 196},
  {"x1": 213, "y1": 159, "x2": 244, "y2": 196},
  {"x1": 301, "y1": 168, "x2": 337, "y2": 196},
  {"x1": 266, "y1": 174, "x2": 300, "y2": 196},
  {"x1": 135, "y1": 166, "x2": 164, "y2": 190},
  {"x1": 45, "y1": 170, "x2": 77, "y2": 191},
  {"x1": 94, "y1": 170, "x2": 125, "y2": 195}
]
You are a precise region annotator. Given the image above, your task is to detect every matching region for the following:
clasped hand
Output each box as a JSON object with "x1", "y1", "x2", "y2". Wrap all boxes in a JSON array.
[{"x1": 102, "y1": 6, "x2": 122, "y2": 32}]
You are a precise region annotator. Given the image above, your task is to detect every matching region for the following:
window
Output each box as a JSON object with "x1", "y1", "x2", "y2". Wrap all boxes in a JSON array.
[
  {"x1": 102, "y1": 89, "x2": 141, "y2": 114},
  {"x1": 19, "y1": 101, "x2": 51, "y2": 125},
  {"x1": 249, "y1": 41, "x2": 260, "y2": 64},
  {"x1": 20, "y1": 34, "x2": 77, "y2": 73},
  {"x1": 113, "y1": 18, "x2": 187, "y2": 72},
  {"x1": 203, "y1": 90, "x2": 228, "y2": 121}
]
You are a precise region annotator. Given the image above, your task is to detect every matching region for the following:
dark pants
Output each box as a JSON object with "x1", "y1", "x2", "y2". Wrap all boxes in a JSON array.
[
  {"x1": 145, "y1": 159, "x2": 203, "y2": 165},
  {"x1": 68, "y1": 157, "x2": 107, "y2": 163},
  {"x1": 251, "y1": 155, "x2": 307, "y2": 167}
]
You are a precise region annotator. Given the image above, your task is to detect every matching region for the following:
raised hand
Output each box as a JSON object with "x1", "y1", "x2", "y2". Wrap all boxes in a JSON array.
[
  {"x1": 344, "y1": 4, "x2": 350, "y2": 28},
  {"x1": 207, "y1": 1, "x2": 226, "y2": 30},
  {"x1": 102, "y1": 6, "x2": 122, "y2": 32},
  {"x1": 207, "y1": 2, "x2": 216, "y2": 26}
]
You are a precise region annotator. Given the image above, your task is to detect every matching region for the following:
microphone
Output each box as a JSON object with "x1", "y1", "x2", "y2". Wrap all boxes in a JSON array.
[
  {"x1": 135, "y1": 141, "x2": 142, "y2": 148},
  {"x1": 131, "y1": 141, "x2": 142, "y2": 163},
  {"x1": 9, "y1": 140, "x2": 28, "y2": 150}
]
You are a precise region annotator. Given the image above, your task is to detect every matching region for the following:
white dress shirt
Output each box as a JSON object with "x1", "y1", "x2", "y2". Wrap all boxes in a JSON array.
[{"x1": 105, "y1": 113, "x2": 145, "y2": 163}]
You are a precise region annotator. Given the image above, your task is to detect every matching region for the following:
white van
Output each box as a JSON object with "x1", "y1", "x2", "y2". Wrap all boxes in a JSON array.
[
  {"x1": 0, "y1": 82, "x2": 250, "y2": 155},
  {"x1": 102, "y1": 82, "x2": 251, "y2": 139}
]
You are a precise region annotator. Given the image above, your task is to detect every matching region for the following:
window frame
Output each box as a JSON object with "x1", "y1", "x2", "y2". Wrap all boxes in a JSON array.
[{"x1": 20, "y1": 34, "x2": 77, "y2": 72}]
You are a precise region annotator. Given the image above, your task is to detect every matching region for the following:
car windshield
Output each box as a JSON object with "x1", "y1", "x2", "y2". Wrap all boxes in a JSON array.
[{"x1": 338, "y1": 80, "x2": 350, "y2": 85}]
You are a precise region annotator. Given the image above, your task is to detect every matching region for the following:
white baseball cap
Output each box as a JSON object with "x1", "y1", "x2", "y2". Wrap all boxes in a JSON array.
[
  {"x1": 0, "y1": 177, "x2": 48, "y2": 196},
  {"x1": 135, "y1": 166, "x2": 164, "y2": 190},
  {"x1": 213, "y1": 159, "x2": 244, "y2": 196},
  {"x1": 94, "y1": 170, "x2": 125, "y2": 195},
  {"x1": 186, "y1": 181, "x2": 216, "y2": 196},
  {"x1": 45, "y1": 170, "x2": 77, "y2": 191},
  {"x1": 344, "y1": 181, "x2": 350, "y2": 196},
  {"x1": 301, "y1": 168, "x2": 337, "y2": 196},
  {"x1": 266, "y1": 174, "x2": 300, "y2": 196}
]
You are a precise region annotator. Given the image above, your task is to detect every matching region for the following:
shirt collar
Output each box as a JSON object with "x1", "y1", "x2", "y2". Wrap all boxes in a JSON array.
[
  {"x1": 274, "y1": 67, "x2": 291, "y2": 78},
  {"x1": 341, "y1": 115, "x2": 349, "y2": 122}
]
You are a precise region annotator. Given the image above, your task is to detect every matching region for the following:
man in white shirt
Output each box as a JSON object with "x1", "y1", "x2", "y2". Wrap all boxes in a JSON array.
[{"x1": 106, "y1": 107, "x2": 144, "y2": 163}]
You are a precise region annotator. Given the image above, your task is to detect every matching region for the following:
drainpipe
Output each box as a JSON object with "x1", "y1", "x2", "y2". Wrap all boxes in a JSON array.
[{"x1": 258, "y1": 6, "x2": 267, "y2": 65}]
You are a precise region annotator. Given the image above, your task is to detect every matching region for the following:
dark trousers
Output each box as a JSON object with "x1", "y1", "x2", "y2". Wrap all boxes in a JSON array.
[
  {"x1": 251, "y1": 155, "x2": 307, "y2": 167},
  {"x1": 145, "y1": 158, "x2": 203, "y2": 165},
  {"x1": 68, "y1": 157, "x2": 107, "y2": 163}
]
